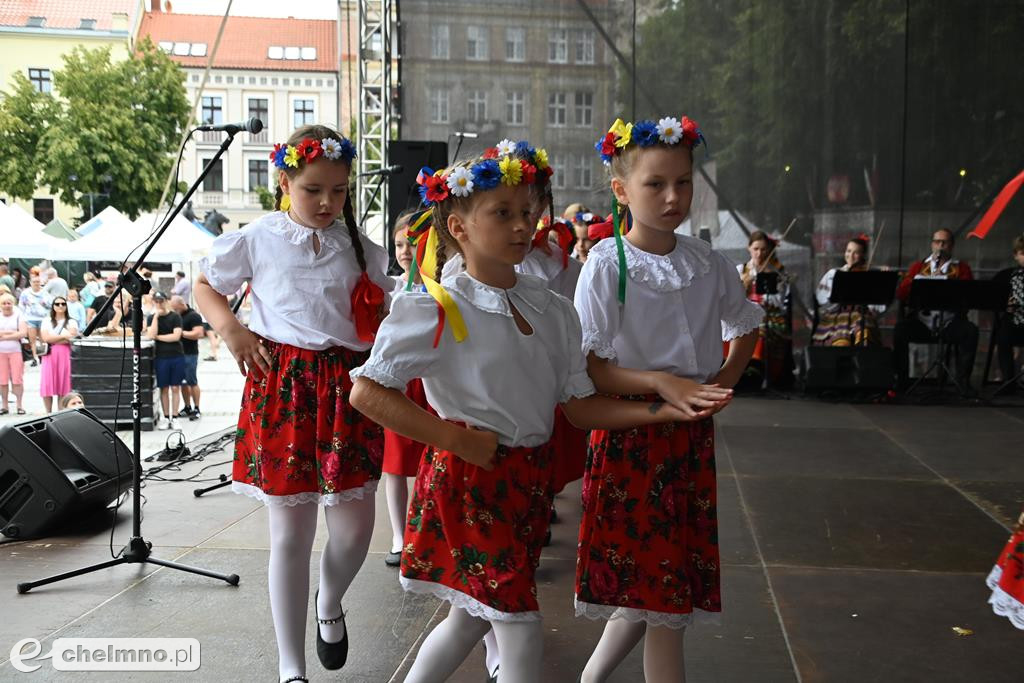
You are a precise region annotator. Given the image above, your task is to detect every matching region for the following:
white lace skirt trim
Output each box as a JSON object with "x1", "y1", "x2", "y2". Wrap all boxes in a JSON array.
[
  {"x1": 986, "y1": 565, "x2": 1024, "y2": 630},
  {"x1": 574, "y1": 599, "x2": 721, "y2": 630},
  {"x1": 231, "y1": 480, "x2": 378, "y2": 507},
  {"x1": 399, "y1": 576, "x2": 541, "y2": 623}
]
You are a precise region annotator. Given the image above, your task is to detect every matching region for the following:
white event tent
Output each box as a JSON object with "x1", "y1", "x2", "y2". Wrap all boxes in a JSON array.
[
  {"x1": 0, "y1": 202, "x2": 69, "y2": 259},
  {"x1": 48, "y1": 207, "x2": 213, "y2": 263}
]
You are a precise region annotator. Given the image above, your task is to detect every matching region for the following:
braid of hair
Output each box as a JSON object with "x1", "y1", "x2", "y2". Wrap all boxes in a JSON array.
[
  {"x1": 341, "y1": 192, "x2": 368, "y2": 273},
  {"x1": 434, "y1": 229, "x2": 447, "y2": 283},
  {"x1": 274, "y1": 184, "x2": 283, "y2": 210},
  {"x1": 547, "y1": 188, "x2": 556, "y2": 228}
]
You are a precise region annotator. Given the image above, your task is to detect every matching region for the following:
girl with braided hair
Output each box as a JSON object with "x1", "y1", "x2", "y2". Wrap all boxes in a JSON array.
[{"x1": 195, "y1": 124, "x2": 393, "y2": 683}]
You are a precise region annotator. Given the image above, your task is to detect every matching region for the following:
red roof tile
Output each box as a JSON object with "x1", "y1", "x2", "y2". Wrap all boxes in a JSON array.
[
  {"x1": 0, "y1": 0, "x2": 137, "y2": 31},
  {"x1": 137, "y1": 12, "x2": 343, "y2": 72}
]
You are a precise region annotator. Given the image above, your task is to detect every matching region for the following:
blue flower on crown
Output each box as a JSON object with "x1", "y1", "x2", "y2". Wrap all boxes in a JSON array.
[
  {"x1": 632, "y1": 120, "x2": 659, "y2": 148},
  {"x1": 472, "y1": 160, "x2": 501, "y2": 190},
  {"x1": 515, "y1": 140, "x2": 533, "y2": 157},
  {"x1": 272, "y1": 146, "x2": 288, "y2": 169},
  {"x1": 338, "y1": 138, "x2": 357, "y2": 162}
]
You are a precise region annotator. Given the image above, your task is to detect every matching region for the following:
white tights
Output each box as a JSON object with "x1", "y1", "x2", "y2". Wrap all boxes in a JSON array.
[
  {"x1": 405, "y1": 606, "x2": 543, "y2": 683},
  {"x1": 384, "y1": 474, "x2": 410, "y2": 553},
  {"x1": 581, "y1": 618, "x2": 687, "y2": 683},
  {"x1": 267, "y1": 495, "x2": 376, "y2": 682}
]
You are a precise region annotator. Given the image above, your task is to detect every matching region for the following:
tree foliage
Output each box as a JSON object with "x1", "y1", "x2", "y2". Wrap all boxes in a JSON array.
[{"x1": 0, "y1": 37, "x2": 189, "y2": 220}]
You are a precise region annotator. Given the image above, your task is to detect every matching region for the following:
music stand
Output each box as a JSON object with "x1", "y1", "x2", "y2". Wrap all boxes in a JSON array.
[
  {"x1": 755, "y1": 271, "x2": 779, "y2": 296},
  {"x1": 905, "y1": 279, "x2": 1007, "y2": 396},
  {"x1": 830, "y1": 270, "x2": 899, "y2": 346}
]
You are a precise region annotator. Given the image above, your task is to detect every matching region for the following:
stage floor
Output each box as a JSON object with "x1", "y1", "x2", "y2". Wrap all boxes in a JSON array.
[{"x1": 2, "y1": 385, "x2": 1022, "y2": 680}]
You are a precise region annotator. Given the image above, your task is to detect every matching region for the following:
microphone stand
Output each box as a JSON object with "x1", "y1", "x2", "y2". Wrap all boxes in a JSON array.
[{"x1": 17, "y1": 131, "x2": 241, "y2": 593}]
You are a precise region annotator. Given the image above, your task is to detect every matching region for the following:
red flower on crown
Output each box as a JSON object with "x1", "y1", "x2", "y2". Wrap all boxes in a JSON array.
[
  {"x1": 599, "y1": 132, "x2": 618, "y2": 157},
  {"x1": 520, "y1": 162, "x2": 537, "y2": 185},
  {"x1": 482, "y1": 147, "x2": 500, "y2": 160},
  {"x1": 680, "y1": 117, "x2": 700, "y2": 146},
  {"x1": 295, "y1": 137, "x2": 322, "y2": 163},
  {"x1": 423, "y1": 175, "x2": 449, "y2": 203}
]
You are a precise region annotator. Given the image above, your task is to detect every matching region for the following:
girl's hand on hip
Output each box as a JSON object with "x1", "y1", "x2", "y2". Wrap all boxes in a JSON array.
[
  {"x1": 453, "y1": 427, "x2": 499, "y2": 471},
  {"x1": 223, "y1": 326, "x2": 272, "y2": 378}
]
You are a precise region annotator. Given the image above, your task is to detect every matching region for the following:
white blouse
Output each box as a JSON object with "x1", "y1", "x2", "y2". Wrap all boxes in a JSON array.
[
  {"x1": 575, "y1": 236, "x2": 764, "y2": 381},
  {"x1": 516, "y1": 244, "x2": 583, "y2": 300},
  {"x1": 351, "y1": 271, "x2": 596, "y2": 447},
  {"x1": 200, "y1": 211, "x2": 392, "y2": 351}
]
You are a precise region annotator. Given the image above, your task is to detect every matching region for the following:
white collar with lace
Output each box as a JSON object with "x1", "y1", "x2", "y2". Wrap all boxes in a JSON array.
[
  {"x1": 588, "y1": 233, "x2": 712, "y2": 292},
  {"x1": 263, "y1": 211, "x2": 348, "y2": 252},
  {"x1": 442, "y1": 271, "x2": 553, "y2": 318}
]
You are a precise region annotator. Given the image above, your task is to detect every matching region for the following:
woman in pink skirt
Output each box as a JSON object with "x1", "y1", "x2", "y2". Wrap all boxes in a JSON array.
[{"x1": 39, "y1": 296, "x2": 77, "y2": 412}]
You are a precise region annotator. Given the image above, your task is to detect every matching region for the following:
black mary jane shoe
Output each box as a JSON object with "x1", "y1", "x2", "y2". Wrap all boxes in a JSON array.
[
  {"x1": 281, "y1": 676, "x2": 308, "y2": 683},
  {"x1": 315, "y1": 589, "x2": 348, "y2": 670},
  {"x1": 486, "y1": 665, "x2": 499, "y2": 683},
  {"x1": 384, "y1": 550, "x2": 402, "y2": 567}
]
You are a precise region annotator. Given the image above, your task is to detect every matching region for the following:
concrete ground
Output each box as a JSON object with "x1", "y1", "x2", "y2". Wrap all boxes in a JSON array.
[{"x1": 1, "y1": 342, "x2": 1022, "y2": 681}]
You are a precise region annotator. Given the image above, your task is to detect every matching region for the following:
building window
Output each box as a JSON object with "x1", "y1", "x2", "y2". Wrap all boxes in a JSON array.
[
  {"x1": 28, "y1": 68, "x2": 51, "y2": 93},
  {"x1": 551, "y1": 154, "x2": 567, "y2": 190},
  {"x1": 226, "y1": 75, "x2": 233, "y2": 84},
  {"x1": 33, "y1": 198, "x2": 54, "y2": 224},
  {"x1": 575, "y1": 30, "x2": 595, "y2": 64},
  {"x1": 547, "y1": 92, "x2": 567, "y2": 127},
  {"x1": 505, "y1": 91, "x2": 525, "y2": 126},
  {"x1": 248, "y1": 98, "x2": 268, "y2": 129},
  {"x1": 202, "y1": 158, "x2": 224, "y2": 192},
  {"x1": 430, "y1": 90, "x2": 449, "y2": 124},
  {"x1": 467, "y1": 26, "x2": 489, "y2": 60},
  {"x1": 282, "y1": 78, "x2": 290, "y2": 86},
  {"x1": 293, "y1": 99, "x2": 315, "y2": 127},
  {"x1": 200, "y1": 96, "x2": 223, "y2": 126},
  {"x1": 26, "y1": 16, "x2": 45, "y2": 28},
  {"x1": 548, "y1": 29, "x2": 568, "y2": 63},
  {"x1": 80, "y1": 18, "x2": 96, "y2": 30},
  {"x1": 573, "y1": 155, "x2": 593, "y2": 190},
  {"x1": 574, "y1": 91, "x2": 594, "y2": 127},
  {"x1": 505, "y1": 27, "x2": 525, "y2": 62},
  {"x1": 248, "y1": 159, "x2": 269, "y2": 191},
  {"x1": 467, "y1": 90, "x2": 487, "y2": 123},
  {"x1": 430, "y1": 24, "x2": 449, "y2": 59}
]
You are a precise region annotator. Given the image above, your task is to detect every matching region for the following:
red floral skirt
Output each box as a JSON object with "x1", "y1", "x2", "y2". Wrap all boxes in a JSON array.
[
  {"x1": 576, "y1": 405, "x2": 720, "y2": 627},
  {"x1": 987, "y1": 511, "x2": 1024, "y2": 630},
  {"x1": 551, "y1": 406, "x2": 588, "y2": 493},
  {"x1": 382, "y1": 378, "x2": 431, "y2": 477},
  {"x1": 231, "y1": 339, "x2": 384, "y2": 505},
  {"x1": 400, "y1": 439, "x2": 555, "y2": 621}
]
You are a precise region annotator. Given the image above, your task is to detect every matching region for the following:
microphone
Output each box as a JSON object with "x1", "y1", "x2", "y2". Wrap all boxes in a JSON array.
[
  {"x1": 453, "y1": 131, "x2": 478, "y2": 139},
  {"x1": 358, "y1": 164, "x2": 404, "y2": 178},
  {"x1": 196, "y1": 117, "x2": 264, "y2": 135}
]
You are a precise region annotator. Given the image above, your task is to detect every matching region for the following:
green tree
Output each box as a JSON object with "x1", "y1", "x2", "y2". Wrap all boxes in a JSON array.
[
  {"x1": 0, "y1": 37, "x2": 189, "y2": 220},
  {"x1": 0, "y1": 72, "x2": 58, "y2": 199}
]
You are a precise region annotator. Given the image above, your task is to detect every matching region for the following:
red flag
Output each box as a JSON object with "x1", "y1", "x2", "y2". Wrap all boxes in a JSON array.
[{"x1": 968, "y1": 169, "x2": 1024, "y2": 240}]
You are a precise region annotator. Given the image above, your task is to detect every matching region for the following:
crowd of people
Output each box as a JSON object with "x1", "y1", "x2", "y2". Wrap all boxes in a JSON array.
[{"x1": 0, "y1": 261, "x2": 212, "y2": 423}]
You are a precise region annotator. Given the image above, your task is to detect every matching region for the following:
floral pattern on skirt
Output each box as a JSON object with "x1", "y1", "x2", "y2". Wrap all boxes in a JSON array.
[
  {"x1": 576, "y1": 407, "x2": 720, "y2": 628},
  {"x1": 986, "y1": 510, "x2": 1024, "y2": 630},
  {"x1": 382, "y1": 378, "x2": 431, "y2": 477},
  {"x1": 400, "y1": 440, "x2": 554, "y2": 621},
  {"x1": 232, "y1": 339, "x2": 384, "y2": 506}
]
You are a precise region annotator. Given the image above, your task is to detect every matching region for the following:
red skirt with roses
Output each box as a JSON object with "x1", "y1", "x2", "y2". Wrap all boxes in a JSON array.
[
  {"x1": 400, "y1": 439, "x2": 555, "y2": 621},
  {"x1": 382, "y1": 378, "x2": 432, "y2": 477},
  {"x1": 575, "y1": 406, "x2": 720, "y2": 628},
  {"x1": 551, "y1": 406, "x2": 588, "y2": 493},
  {"x1": 231, "y1": 339, "x2": 384, "y2": 506}
]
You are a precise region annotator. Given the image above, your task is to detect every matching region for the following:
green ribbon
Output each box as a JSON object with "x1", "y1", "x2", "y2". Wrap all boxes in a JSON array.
[
  {"x1": 406, "y1": 259, "x2": 418, "y2": 292},
  {"x1": 611, "y1": 196, "x2": 627, "y2": 305}
]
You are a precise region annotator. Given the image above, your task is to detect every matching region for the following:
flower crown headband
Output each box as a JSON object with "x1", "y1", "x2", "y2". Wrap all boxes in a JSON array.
[
  {"x1": 597, "y1": 114, "x2": 705, "y2": 304},
  {"x1": 270, "y1": 135, "x2": 357, "y2": 170},
  {"x1": 416, "y1": 139, "x2": 553, "y2": 207}
]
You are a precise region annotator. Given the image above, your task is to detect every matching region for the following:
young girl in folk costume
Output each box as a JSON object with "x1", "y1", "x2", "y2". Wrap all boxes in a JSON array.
[
  {"x1": 575, "y1": 116, "x2": 763, "y2": 683},
  {"x1": 381, "y1": 211, "x2": 435, "y2": 567},
  {"x1": 987, "y1": 507, "x2": 1024, "y2": 630},
  {"x1": 812, "y1": 235, "x2": 886, "y2": 347},
  {"x1": 349, "y1": 142, "x2": 722, "y2": 683},
  {"x1": 195, "y1": 124, "x2": 392, "y2": 683},
  {"x1": 737, "y1": 230, "x2": 793, "y2": 387}
]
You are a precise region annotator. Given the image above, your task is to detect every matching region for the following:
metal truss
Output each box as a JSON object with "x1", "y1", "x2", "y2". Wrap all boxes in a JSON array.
[{"x1": 357, "y1": 0, "x2": 393, "y2": 243}]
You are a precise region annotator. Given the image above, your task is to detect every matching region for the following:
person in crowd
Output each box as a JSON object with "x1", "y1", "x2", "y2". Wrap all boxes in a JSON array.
[
  {"x1": 82, "y1": 272, "x2": 105, "y2": 307},
  {"x1": 813, "y1": 236, "x2": 886, "y2": 346},
  {"x1": 992, "y1": 234, "x2": 1024, "y2": 393},
  {"x1": 146, "y1": 292, "x2": 185, "y2": 430},
  {"x1": 0, "y1": 292, "x2": 28, "y2": 415},
  {"x1": 103, "y1": 293, "x2": 134, "y2": 335},
  {"x1": 10, "y1": 267, "x2": 27, "y2": 298},
  {"x1": 893, "y1": 228, "x2": 978, "y2": 391},
  {"x1": 170, "y1": 294, "x2": 205, "y2": 420},
  {"x1": 66, "y1": 288, "x2": 87, "y2": 330},
  {"x1": 19, "y1": 275, "x2": 51, "y2": 366},
  {"x1": 141, "y1": 293, "x2": 155, "y2": 319},
  {"x1": 43, "y1": 267, "x2": 68, "y2": 298},
  {"x1": 59, "y1": 392, "x2": 85, "y2": 410},
  {"x1": 563, "y1": 204, "x2": 606, "y2": 263},
  {"x1": 87, "y1": 280, "x2": 116, "y2": 325},
  {"x1": 171, "y1": 270, "x2": 192, "y2": 303},
  {"x1": 195, "y1": 124, "x2": 392, "y2": 683},
  {"x1": 39, "y1": 296, "x2": 77, "y2": 413},
  {"x1": 737, "y1": 230, "x2": 792, "y2": 386},
  {"x1": 0, "y1": 262, "x2": 15, "y2": 293}
]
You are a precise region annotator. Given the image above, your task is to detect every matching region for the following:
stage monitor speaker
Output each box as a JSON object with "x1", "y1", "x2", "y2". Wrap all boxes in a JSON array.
[
  {"x1": 387, "y1": 140, "x2": 449, "y2": 251},
  {"x1": 0, "y1": 408, "x2": 133, "y2": 539},
  {"x1": 802, "y1": 346, "x2": 895, "y2": 392}
]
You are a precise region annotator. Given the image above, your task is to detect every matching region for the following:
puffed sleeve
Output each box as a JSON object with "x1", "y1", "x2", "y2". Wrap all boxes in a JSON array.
[
  {"x1": 573, "y1": 255, "x2": 621, "y2": 362},
  {"x1": 717, "y1": 252, "x2": 764, "y2": 341},
  {"x1": 558, "y1": 300, "x2": 597, "y2": 403},
  {"x1": 200, "y1": 230, "x2": 251, "y2": 297},
  {"x1": 349, "y1": 291, "x2": 444, "y2": 390}
]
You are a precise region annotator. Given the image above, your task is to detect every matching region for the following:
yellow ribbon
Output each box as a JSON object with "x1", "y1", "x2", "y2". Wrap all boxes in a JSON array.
[{"x1": 417, "y1": 224, "x2": 468, "y2": 344}]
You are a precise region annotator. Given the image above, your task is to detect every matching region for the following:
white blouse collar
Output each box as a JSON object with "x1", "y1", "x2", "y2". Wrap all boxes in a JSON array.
[
  {"x1": 264, "y1": 211, "x2": 348, "y2": 252},
  {"x1": 444, "y1": 271, "x2": 553, "y2": 318},
  {"x1": 589, "y1": 233, "x2": 712, "y2": 292}
]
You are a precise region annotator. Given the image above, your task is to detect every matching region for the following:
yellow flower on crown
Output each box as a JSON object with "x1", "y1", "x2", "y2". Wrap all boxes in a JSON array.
[
  {"x1": 609, "y1": 118, "x2": 633, "y2": 148},
  {"x1": 499, "y1": 156, "x2": 523, "y2": 186},
  {"x1": 284, "y1": 146, "x2": 301, "y2": 168},
  {"x1": 533, "y1": 148, "x2": 549, "y2": 170}
]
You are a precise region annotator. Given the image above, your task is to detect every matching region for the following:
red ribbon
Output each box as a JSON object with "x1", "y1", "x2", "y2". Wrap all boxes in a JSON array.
[
  {"x1": 587, "y1": 214, "x2": 615, "y2": 241},
  {"x1": 350, "y1": 272, "x2": 386, "y2": 343},
  {"x1": 968, "y1": 169, "x2": 1024, "y2": 240},
  {"x1": 532, "y1": 219, "x2": 575, "y2": 268}
]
